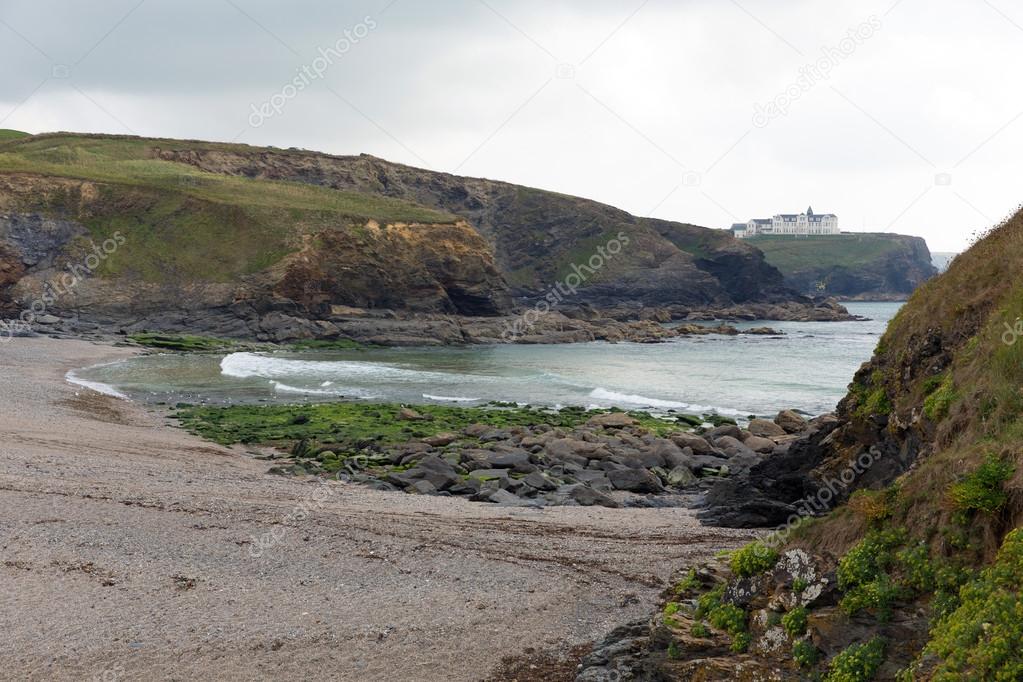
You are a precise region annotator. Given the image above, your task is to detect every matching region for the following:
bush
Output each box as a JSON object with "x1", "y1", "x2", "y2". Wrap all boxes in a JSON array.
[
  {"x1": 730, "y1": 541, "x2": 780, "y2": 578},
  {"x1": 782, "y1": 606, "x2": 808, "y2": 638},
  {"x1": 691, "y1": 621, "x2": 710, "y2": 638},
  {"x1": 793, "y1": 639, "x2": 820, "y2": 668},
  {"x1": 838, "y1": 529, "x2": 907, "y2": 620},
  {"x1": 674, "y1": 568, "x2": 699, "y2": 595},
  {"x1": 947, "y1": 454, "x2": 1014, "y2": 514},
  {"x1": 925, "y1": 529, "x2": 1023, "y2": 680},
  {"x1": 825, "y1": 638, "x2": 886, "y2": 682}
]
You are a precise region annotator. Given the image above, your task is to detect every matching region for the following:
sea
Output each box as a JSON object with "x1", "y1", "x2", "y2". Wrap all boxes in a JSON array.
[{"x1": 68, "y1": 302, "x2": 900, "y2": 419}]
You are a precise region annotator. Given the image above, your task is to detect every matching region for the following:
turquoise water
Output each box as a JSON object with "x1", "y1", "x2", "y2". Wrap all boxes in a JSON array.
[{"x1": 71, "y1": 302, "x2": 900, "y2": 418}]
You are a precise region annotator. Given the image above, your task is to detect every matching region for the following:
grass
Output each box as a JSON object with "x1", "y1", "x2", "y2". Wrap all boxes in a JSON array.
[
  {"x1": 129, "y1": 333, "x2": 239, "y2": 352},
  {"x1": 746, "y1": 233, "x2": 905, "y2": 272},
  {"x1": 825, "y1": 638, "x2": 886, "y2": 682},
  {"x1": 0, "y1": 129, "x2": 30, "y2": 143},
  {"x1": 946, "y1": 454, "x2": 1014, "y2": 514},
  {"x1": 0, "y1": 133, "x2": 460, "y2": 286}
]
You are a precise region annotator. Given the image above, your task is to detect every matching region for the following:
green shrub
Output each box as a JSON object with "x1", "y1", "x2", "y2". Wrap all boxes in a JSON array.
[
  {"x1": 674, "y1": 568, "x2": 699, "y2": 595},
  {"x1": 825, "y1": 638, "x2": 886, "y2": 682},
  {"x1": 730, "y1": 541, "x2": 780, "y2": 578},
  {"x1": 925, "y1": 529, "x2": 1023, "y2": 680},
  {"x1": 947, "y1": 454, "x2": 1014, "y2": 514},
  {"x1": 895, "y1": 543, "x2": 936, "y2": 592},
  {"x1": 793, "y1": 639, "x2": 820, "y2": 668},
  {"x1": 923, "y1": 374, "x2": 957, "y2": 421},
  {"x1": 792, "y1": 577, "x2": 809, "y2": 594},
  {"x1": 730, "y1": 631, "x2": 751, "y2": 653},
  {"x1": 708, "y1": 603, "x2": 747, "y2": 636},
  {"x1": 662, "y1": 601, "x2": 681, "y2": 626},
  {"x1": 838, "y1": 529, "x2": 907, "y2": 620},
  {"x1": 691, "y1": 621, "x2": 710, "y2": 638},
  {"x1": 781, "y1": 606, "x2": 808, "y2": 638},
  {"x1": 667, "y1": 641, "x2": 682, "y2": 660}
]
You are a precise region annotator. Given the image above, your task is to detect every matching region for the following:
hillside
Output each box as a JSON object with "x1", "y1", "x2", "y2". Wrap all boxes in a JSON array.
[
  {"x1": 0, "y1": 132, "x2": 837, "y2": 343},
  {"x1": 747, "y1": 233, "x2": 938, "y2": 299},
  {"x1": 581, "y1": 208, "x2": 1023, "y2": 680}
]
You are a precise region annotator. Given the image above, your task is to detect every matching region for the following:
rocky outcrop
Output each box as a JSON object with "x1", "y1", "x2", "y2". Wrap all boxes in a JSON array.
[{"x1": 749, "y1": 233, "x2": 938, "y2": 299}]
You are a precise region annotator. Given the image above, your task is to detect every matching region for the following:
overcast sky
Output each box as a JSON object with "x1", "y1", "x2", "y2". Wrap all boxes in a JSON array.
[{"x1": 2, "y1": 0, "x2": 1021, "y2": 251}]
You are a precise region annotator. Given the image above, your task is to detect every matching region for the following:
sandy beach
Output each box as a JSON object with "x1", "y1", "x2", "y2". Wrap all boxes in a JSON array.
[{"x1": 0, "y1": 337, "x2": 756, "y2": 681}]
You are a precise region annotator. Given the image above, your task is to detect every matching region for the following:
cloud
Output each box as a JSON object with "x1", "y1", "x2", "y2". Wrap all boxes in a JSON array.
[{"x1": 1, "y1": 0, "x2": 1021, "y2": 251}]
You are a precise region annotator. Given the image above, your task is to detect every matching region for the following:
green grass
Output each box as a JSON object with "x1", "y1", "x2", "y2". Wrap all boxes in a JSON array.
[
  {"x1": 947, "y1": 455, "x2": 1014, "y2": 514},
  {"x1": 0, "y1": 129, "x2": 30, "y2": 143},
  {"x1": 825, "y1": 638, "x2": 886, "y2": 682},
  {"x1": 746, "y1": 234, "x2": 904, "y2": 272},
  {"x1": 0, "y1": 133, "x2": 460, "y2": 286},
  {"x1": 729, "y1": 541, "x2": 780, "y2": 578}
]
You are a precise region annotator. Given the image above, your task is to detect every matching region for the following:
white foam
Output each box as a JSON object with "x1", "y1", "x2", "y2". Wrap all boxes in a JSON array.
[
  {"x1": 65, "y1": 370, "x2": 129, "y2": 400},
  {"x1": 422, "y1": 393, "x2": 478, "y2": 402},
  {"x1": 271, "y1": 381, "x2": 377, "y2": 399},
  {"x1": 588, "y1": 387, "x2": 744, "y2": 416},
  {"x1": 220, "y1": 352, "x2": 474, "y2": 383}
]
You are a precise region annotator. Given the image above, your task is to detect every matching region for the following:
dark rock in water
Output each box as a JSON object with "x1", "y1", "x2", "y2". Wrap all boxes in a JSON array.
[{"x1": 608, "y1": 468, "x2": 663, "y2": 493}]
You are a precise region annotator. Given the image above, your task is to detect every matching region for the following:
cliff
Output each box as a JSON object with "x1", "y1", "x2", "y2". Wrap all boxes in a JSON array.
[
  {"x1": 746, "y1": 233, "x2": 938, "y2": 299},
  {"x1": 580, "y1": 208, "x2": 1023, "y2": 680},
  {"x1": 0, "y1": 132, "x2": 835, "y2": 342}
]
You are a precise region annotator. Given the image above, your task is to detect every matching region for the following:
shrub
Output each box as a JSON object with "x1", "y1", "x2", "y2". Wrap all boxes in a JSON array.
[
  {"x1": 838, "y1": 528, "x2": 906, "y2": 620},
  {"x1": 782, "y1": 606, "x2": 808, "y2": 638},
  {"x1": 793, "y1": 639, "x2": 820, "y2": 668},
  {"x1": 947, "y1": 454, "x2": 1014, "y2": 514},
  {"x1": 792, "y1": 577, "x2": 809, "y2": 594},
  {"x1": 674, "y1": 568, "x2": 699, "y2": 595},
  {"x1": 708, "y1": 603, "x2": 747, "y2": 636},
  {"x1": 730, "y1": 631, "x2": 751, "y2": 653},
  {"x1": 825, "y1": 638, "x2": 886, "y2": 682},
  {"x1": 848, "y1": 488, "x2": 894, "y2": 523},
  {"x1": 662, "y1": 601, "x2": 681, "y2": 626},
  {"x1": 730, "y1": 541, "x2": 780, "y2": 578},
  {"x1": 925, "y1": 529, "x2": 1023, "y2": 680},
  {"x1": 667, "y1": 641, "x2": 682, "y2": 660},
  {"x1": 691, "y1": 621, "x2": 710, "y2": 638}
]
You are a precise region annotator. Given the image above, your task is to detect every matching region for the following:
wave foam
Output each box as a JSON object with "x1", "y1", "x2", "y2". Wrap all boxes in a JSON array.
[
  {"x1": 422, "y1": 393, "x2": 478, "y2": 402},
  {"x1": 65, "y1": 370, "x2": 129, "y2": 400}
]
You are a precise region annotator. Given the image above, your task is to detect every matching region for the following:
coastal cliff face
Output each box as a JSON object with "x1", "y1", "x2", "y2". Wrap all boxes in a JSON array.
[
  {"x1": 150, "y1": 144, "x2": 794, "y2": 307},
  {"x1": 582, "y1": 209, "x2": 1023, "y2": 680},
  {"x1": 747, "y1": 233, "x2": 938, "y2": 300},
  {"x1": 0, "y1": 133, "x2": 833, "y2": 342}
]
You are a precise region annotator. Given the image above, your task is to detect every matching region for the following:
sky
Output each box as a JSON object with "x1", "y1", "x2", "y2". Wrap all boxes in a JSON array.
[{"x1": 2, "y1": 0, "x2": 1021, "y2": 252}]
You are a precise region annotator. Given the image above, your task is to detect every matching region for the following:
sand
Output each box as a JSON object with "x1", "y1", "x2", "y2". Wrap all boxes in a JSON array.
[{"x1": 0, "y1": 337, "x2": 757, "y2": 681}]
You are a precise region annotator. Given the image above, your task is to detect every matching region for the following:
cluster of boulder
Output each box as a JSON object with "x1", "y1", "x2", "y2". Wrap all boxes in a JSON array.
[{"x1": 313, "y1": 409, "x2": 819, "y2": 508}]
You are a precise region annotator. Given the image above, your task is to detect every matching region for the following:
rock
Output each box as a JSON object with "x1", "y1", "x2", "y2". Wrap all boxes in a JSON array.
[
  {"x1": 743, "y1": 435, "x2": 777, "y2": 454},
  {"x1": 665, "y1": 465, "x2": 698, "y2": 487},
  {"x1": 522, "y1": 471, "x2": 557, "y2": 491},
  {"x1": 408, "y1": 480, "x2": 438, "y2": 495},
  {"x1": 714, "y1": 435, "x2": 757, "y2": 458},
  {"x1": 587, "y1": 412, "x2": 637, "y2": 428},
  {"x1": 568, "y1": 485, "x2": 620, "y2": 507},
  {"x1": 669, "y1": 431, "x2": 717, "y2": 456},
  {"x1": 483, "y1": 449, "x2": 534, "y2": 471},
  {"x1": 775, "y1": 409, "x2": 808, "y2": 434},
  {"x1": 422, "y1": 432, "x2": 458, "y2": 447},
  {"x1": 397, "y1": 407, "x2": 429, "y2": 421},
  {"x1": 705, "y1": 424, "x2": 742, "y2": 441},
  {"x1": 466, "y1": 468, "x2": 511, "y2": 485},
  {"x1": 463, "y1": 423, "x2": 492, "y2": 437},
  {"x1": 607, "y1": 468, "x2": 663, "y2": 493},
  {"x1": 544, "y1": 438, "x2": 612, "y2": 462},
  {"x1": 747, "y1": 418, "x2": 786, "y2": 438},
  {"x1": 644, "y1": 438, "x2": 694, "y2": 469}
]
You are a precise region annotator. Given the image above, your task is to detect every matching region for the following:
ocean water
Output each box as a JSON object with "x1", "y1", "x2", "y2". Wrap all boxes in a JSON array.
[{"x1": 71, "y1": 302, "x2": 900, "y2": 418}]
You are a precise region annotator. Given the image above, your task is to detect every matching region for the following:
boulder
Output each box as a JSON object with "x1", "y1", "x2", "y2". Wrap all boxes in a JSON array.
[
  {"x1": 747, "y1": 418, "x2": 786, "y2": 438},
  {"x1": 775, "y1": 409, "x2": 808, "y2": 434},
  {"x1": 398, "y1": 407, "x2": 430, "y2": 421},
  {"x1": 646, "y1": 438, "x2": 695, "y2": 469},
  {"x1": 522, "y1": 471, "x2": 557, "y2": 491},
  {"x1": 484, "y1": 449, "x2": 534, "y2": 471},
  {"x1": 714, "y1": 436, "x2": 757, "y2": 458},
  {"x1": 664, "y1": 465, "x2": 698, "y2": 488},
  {"x1": 669, "y1": 431, "x2": 717, "y2": 456},
  {"x1": 408, "y1": 480, "x2": 438, "y2": 495},
  {"x1": 608, "y1": 468, "x2": 664, "y2": 493},
  {"x1": 567, "y1": 485, "x2": 620, "y2": 508},
  {"x1": 422, "y1": 432, "x2": 459, "y2": 447},
  {"x1": 705, "y1": 424, "x2": 742, "y2": 441},
  {"x1": 743, "y1": 435, "x2": 777, "y2": 454}
]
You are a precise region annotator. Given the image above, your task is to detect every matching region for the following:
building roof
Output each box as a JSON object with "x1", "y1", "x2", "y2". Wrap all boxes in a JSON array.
[{"x1": 730, "y1": 223, "x2": 746, "y2": 230}]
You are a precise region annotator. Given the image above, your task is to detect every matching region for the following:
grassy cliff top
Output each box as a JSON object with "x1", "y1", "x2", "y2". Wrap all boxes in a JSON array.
[
  {"x1": 744, "y1": 233, "x2": 913, "y2": 271},
  {"x1": 0, "y1": 129, "x2": 30, "y2": 142},
  {"x1": 0, "y1": 133, "x2": 457, "y2": 224}
]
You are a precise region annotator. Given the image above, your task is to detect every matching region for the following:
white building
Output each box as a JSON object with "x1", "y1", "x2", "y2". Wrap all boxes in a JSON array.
[{"x1": 732, "y1": 206, "x2": 839, "y2": 238}]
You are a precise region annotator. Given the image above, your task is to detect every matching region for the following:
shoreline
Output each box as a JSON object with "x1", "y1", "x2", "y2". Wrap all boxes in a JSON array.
[{"x1": 1, "y1": 337, "x2": 757, "y2": 681}]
